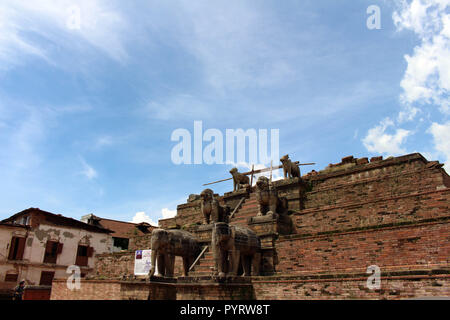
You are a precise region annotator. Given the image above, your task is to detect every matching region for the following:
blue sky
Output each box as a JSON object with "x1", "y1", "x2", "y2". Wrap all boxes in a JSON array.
[{"x1": 0, "y1": 0, "x2": 449, "y2": 225}]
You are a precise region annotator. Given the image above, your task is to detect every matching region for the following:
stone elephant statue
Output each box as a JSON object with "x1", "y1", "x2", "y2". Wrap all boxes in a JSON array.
[
  {"x1": 211, "y1": 222, "x2": 261, "y2": 278},
  {"x1": 149, "y1": 228, "x2": 200, "y2": 278}
]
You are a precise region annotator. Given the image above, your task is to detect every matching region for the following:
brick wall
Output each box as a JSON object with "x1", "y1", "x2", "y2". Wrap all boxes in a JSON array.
[
  {"x1": 295, "y1": 189, "x2": 450, "y2": 235},
  {"x1": 129, "y1": 234, "x2": 152, "y2": 251},
  {"x1": 51, "y1": 280, "x2": 122, "y2": 300},
  {"x1": 94, "y1": 251, "x2": 186, "y2": 279},
  {"x1": 176, "y1": 282, "x2": 255, "y2": 300},
  {"x1": 303, "y1": 155, "x2": 448, "y2": 210},
  {"x1": 51, "y1": 279, "x2": 177, "y2": 300},
  {"x1": 252, "y1": 273, "x2": 450, "y2": 300},
  {"x1": 276, "y1": 220, "x2": 450, "y2": 274},
  {"x1": 95, "y1": 252, "x2": 135, "y2": 279}
]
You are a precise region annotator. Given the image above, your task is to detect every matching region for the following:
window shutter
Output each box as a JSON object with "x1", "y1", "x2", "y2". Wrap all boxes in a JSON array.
[
  {"x1": 45, "y1": 241, "x2": 53, "y2": 254},
  {"x1": 8, "y1": 237, "x2": 17, "y2": 260},
  {"x1": 5, "y1": 274, "x2": 18, "y2": 282},
  {"x1": 57, "y1": 243, "x2": 63, "y2": 254},
  {"x1": 39, "y1": 271, "x2": 55, "y2": 286},
  {"x1": 87, "y1": 246, "x2": 94, "y2": 258},
  {"x1": 16, "y1": 237, "x2": 26, "y2": 260}
]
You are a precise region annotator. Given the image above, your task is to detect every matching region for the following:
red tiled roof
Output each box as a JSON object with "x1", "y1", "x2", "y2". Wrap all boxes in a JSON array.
[
  {"x1": 88, "y1": 216, "x2": 156, "y2": 239},
  {"x1": 2, "y1": 208, "x2": 111, "y2": 234}
]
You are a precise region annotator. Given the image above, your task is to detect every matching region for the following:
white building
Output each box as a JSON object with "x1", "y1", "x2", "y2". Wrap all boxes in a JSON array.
[{"x1": 0, "y1": 208, "x2": 112, "y2": 290}]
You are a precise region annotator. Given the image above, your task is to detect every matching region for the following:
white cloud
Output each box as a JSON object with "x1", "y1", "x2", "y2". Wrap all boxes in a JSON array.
[
  {"x1": 130, "y1": 211, "x2": 158, "y2": 226},
  {"x1": 364, "y1": 1, "x2": 449, "y2": 159},
  {"x1": 161, "y1": 208, "x2": 176, "y2": 219},
  {"x1": 149, "y1": 0, "x2": 296, "y2": 91},
  {"x1": 79, "y1": 157, "x2": 98, "y2": 180},
  {"x1": 394, "y1": 0, "x2": 450, "y2": 115},
  {"x1": 130, "y1": 208, "x2": 175, "y2": 227},
  {"x1": 429, "y1": 121, "x2": 450, "y2": 168},
  {"x1": 363, "y1": 118, "x2": 411, "y2": 156},
  {"x1": 95, "y1": 136, "x2": 114, "y2": 148},
  {"x1": 0, "y1": 0, "x2": 129, "y2": 70}
]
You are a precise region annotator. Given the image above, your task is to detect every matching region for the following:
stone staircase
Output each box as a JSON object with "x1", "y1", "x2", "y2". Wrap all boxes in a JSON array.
[
  {"x1": 189, "y1": 247, "x2": 215, "y2": 277},
  {"x1": 189, "y1": 193, "x2": 261, "y2": 277},
  {"x1": 229, "y1": 192, "x2": 258, "y2": 226}
]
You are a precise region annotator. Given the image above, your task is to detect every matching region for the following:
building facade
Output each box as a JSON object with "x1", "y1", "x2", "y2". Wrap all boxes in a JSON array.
[
  {"x1": 0, "y1": 208, "x2": 112, "y2": 291},
  {"x1": 81, "y1": 214, "x2": 155, "y2": 252}
]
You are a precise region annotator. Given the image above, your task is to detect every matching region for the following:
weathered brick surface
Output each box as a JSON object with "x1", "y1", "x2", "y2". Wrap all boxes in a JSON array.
[
  {"x1": 50, "y1": 279, "x2": 168, "y2": 300},
  {"x1": 129, "y1": 234, "x2": 152, "y2": 251},
  {"x1": 176, "y1": 282, "x2": 255, "y2": 300},
  {"x1": 303, "y1": 155, "x2": 448, "y2": 210},
  {"x1": 295, "y1": 189, "x2": 450, "y2": 235},
  {"x1": 276, "y1": 221, "x2": 450, "y2": 274},
  {"x1": 252, "y1": 274, "x2": 450, "y2": 300},
  {"x1": 94, "y1": 251, "x2": 185, "y2": 279},
  {"x1": 51, "y1": 280, "x2": 123, "y2": 300},
  {"x1": 95, "y1": 252, "x2": 135, "y2": 279}
]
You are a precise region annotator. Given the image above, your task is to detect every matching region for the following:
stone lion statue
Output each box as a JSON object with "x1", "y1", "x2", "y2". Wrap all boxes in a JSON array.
[
  {"x1": 229, "y1": 167, "x2": 250, "y2": 192},
  {"x1": 280, "y1": 154, "x2": 300, "y2": 179},
  {"x1": 200, "y1": 189, "x2": 230, "y2": 224},
  {"x1": 255, "y1": 176, "x2": 288, "y2": 216}
]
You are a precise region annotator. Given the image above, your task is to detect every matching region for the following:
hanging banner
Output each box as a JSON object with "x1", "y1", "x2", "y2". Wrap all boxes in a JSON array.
[{"x1": 134, "y1": 249, "x2": 154, "y2": 276}]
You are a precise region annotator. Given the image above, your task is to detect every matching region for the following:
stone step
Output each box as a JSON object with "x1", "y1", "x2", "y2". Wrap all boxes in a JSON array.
[
  {"x1": 190, "y1": 271, "x2": 212, "y2": 276},
  {"x1": 195, "y1": 260, "x2": 214, "y2": 268},
  {"x1": 190, "y1": 250, "x2": 214, "y2": 276},
  {"x1": 194, "y1": 266, "x2": 214, "y2": 273}
]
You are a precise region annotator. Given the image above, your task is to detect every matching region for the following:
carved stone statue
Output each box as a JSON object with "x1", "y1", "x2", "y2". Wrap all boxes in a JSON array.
[
  {"x1": 187, "y1": 194, "x2": 201, "y2": 202},
  {"x1": 229, "y1": 167, "x2": 250, "y2": 191},
  {"x1": 280, "y1": 154, "x2": 300, "y2": 179},
  {"x1": 255, "y1": 176, "x2": 288, "y2": 216},
  {"x1": 149, "y1": 228, "x2": 200, "y2": 278},
  {"x1": 211, "y1": 222, "x2": 261, "y2": 278},
  {"x1": 200, "y1": 189, "x2": 230, "y2": 224}
]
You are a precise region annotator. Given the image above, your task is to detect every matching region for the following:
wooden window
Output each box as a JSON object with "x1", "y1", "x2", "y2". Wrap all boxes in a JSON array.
[
  {"x1": 39, "y1": 271, "x2": 55, "y2": 286},
  {"x1": 4, "y1": 274, "x2": 18, "y2": 282},
  {"x1": 43, "y1": 241, "x2": 63, "y2": 264},
  {"x1": 75, "y1": 245, "x2": 93, "y2": 267},
  {"x1": 8, "y1": 236, "x2": 26, "y2": 261}
]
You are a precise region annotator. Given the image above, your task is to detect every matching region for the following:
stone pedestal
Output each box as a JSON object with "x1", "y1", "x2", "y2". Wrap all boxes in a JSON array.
[
  {"x1": 186, "y1": 223, "x2": 213, "y2": 244},
  {"x1": 223, "y1": 188, "x2": 251, "y2": 209},
  {"x1": 271, "y1": 177, "x2": 308, "y2": 211},
  {"x1": 176, "y1": 276, "x2": 255, "y2": 300},
  {"x1": 247, "y1": 213, "x2": 295, "y2": 275}
]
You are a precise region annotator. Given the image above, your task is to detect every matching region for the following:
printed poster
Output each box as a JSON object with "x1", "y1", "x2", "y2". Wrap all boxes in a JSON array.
[{"x1": 134, "y1": 249, "x2": 155, "y2": 276}]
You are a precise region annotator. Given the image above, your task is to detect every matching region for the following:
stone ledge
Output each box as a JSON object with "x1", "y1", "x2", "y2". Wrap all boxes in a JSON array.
[
  {"x1": 296, "y1": 187, "x2": 450, "y2": 216},
  {"x1": 251, "y1": 268, "x2": 450, "y2": 283},
  {"x1": 97, "y1": 251, "x2": 134, "y2": 257},
  {"x1": 279, "y1": 215, "x2": 450, "y2": 242},
  {"x1": 305, "y1": 153, "x2": 431, "y2": 182},
  {"x1": 178, "y1": 276, "x2": 253, "y2": 284},
  {"x1": 305, "y1": 167, "x2": 440, "y2": 196}
]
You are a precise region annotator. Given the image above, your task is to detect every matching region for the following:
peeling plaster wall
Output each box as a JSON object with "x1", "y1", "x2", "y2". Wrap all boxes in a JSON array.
[
  {"x1": 0, "y1": 223, "x2": 112, "y2": 286},
  {"x1": 0, "y1": 226, "x2": 28, "y2": 289}
]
